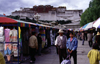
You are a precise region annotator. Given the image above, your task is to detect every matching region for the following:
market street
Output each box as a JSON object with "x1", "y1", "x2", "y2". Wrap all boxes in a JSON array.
[{"x1": 20, "y1": 40, "x2": 91, "y2": 64}]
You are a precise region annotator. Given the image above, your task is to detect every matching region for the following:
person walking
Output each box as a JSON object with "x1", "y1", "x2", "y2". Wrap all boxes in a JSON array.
[
  {"x1": 29, "y1": 32, "x2": 38, "y2": 63},
  {"x1": 37, "y1": 33, "x2": 42, "y2": 56},
  {"x1": 55, "y1": 29, "x2": 67, "y2": 63},
  {"x1": 84, "y1": 31, "x2": 87, "y2": 41},
  {"x1": 66, "y1": 32, "x2": 78, "y2": 64},
  {"x1": 87, "y1": 31, "x2": 93, "y2": 47},
  {"x1": 81, "y1": 31, "x2": 85, "y2": 45},
  {"x1": 87, "y1": 43, "x2": 100, "y2": 64}
]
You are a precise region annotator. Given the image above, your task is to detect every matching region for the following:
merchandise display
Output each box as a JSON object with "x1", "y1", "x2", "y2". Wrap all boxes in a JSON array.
[
  {"x1": 0, "y1": 26, "x2": 4, "y2": 36},
  {"x1": 4, "y1": 43, "x2": 12, "y2": 55},
  {"x1": 0, "y1": 26, "x2": 4, "y2": 42},
  {"x1": 0, "y1": 36, "x2": 4, "y2": 42},
  {"x1": 10, "y1": 29, "x2": 18, "y2": 42},
  {"x1": 5, "y1": 28, "x2": 11, "y2": 42},
  {"x1": 12, "y1": 43, "x2": 18, "y2": 57}
]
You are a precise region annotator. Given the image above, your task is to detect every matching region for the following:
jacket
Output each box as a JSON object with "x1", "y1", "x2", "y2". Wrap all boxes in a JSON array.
[
  {"x1": 0, "y1": 52, "x2": 5, "y2": 64},
  {"x1": 66, "y1": 37, "x2": 78, "y2": 51},
  {"x1": 87, "y1": 49, "x2": 100, "y2": 64},
  {"x1": 29, "y1": 35, "x2": 38, "y2": 49},
  {"x1": 55, "y1": 35, "x2": 67, "y2": 49}
]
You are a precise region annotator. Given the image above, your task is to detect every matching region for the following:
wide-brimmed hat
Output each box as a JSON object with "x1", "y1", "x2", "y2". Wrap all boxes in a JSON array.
[{"x1": 58, "y1": 29, "x2": 64, "y2": 33}]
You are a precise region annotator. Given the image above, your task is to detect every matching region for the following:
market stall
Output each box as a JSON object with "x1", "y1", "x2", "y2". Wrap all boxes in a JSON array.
[{"x1": 0, "y1": 17, "x2": 59, "y2": 64}]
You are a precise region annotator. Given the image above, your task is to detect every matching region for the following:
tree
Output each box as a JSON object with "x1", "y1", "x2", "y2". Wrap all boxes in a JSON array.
[{"x1": 80, "y1": 0, "x2": 100, "y2": 26}]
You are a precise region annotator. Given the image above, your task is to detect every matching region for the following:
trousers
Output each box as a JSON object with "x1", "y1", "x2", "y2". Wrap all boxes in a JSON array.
[
  {"x1": 58, "y1": 48, "x2": 67, "y2": 63},
  {"x1": 29, "y1": 47, "x2": 36, "y2": 61},
  {"x1": 70, "y1": 50, "x2": 77, "y2": 64},
  {"x1": 88, "y1": 41, "x2": 93, "y2": 47}
]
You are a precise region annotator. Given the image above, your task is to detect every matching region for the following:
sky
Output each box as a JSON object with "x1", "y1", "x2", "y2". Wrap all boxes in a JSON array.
[{"x1": 0, "y1": 0, "x2": 91, "y2": 15}]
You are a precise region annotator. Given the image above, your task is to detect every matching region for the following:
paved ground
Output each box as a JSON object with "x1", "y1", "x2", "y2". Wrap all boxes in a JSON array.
[{"x1": 20, "y1": 40, "x2": 91, "y2": 64}]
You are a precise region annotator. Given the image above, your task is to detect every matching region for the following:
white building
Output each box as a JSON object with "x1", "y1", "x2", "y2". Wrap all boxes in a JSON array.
[{"x1": 12, "y1": 5, "x2": 83, "y2": 22}]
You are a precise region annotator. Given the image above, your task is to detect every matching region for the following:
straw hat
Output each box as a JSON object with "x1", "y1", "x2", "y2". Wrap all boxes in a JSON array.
[{"x1": 58, "y1": 29, "x2": 64, "y2": 33}]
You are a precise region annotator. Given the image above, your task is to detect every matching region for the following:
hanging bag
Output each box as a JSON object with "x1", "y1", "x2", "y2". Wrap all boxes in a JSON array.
[{"x1": 61, "y1": 52, "x2": 71, "y2": 64}]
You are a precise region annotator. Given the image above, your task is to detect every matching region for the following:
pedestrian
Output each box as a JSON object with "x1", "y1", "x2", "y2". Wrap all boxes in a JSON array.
[
  {"x1": 92, "y1": 31, "x2": 97, "y2": 43},
  {"x1": 95, "y1": 35, "x2": 100, "y2": 49},
  {"x1": 81, "y1": 31, "x2": 85, "y2": 45},
  {"x1": 87, "y1": 31, "x2": 93, "y2": 47},
  {"x1": 37, "y1": 33, "x2": 42, "y2": 56},
  {"x1": 0, "y1": 52, "x2": 5, "y2": 64},
  {"x1": 29, "y1": 32, "x2": 38, "y2": 63},
  {"x1": 87, "y1": 43, "x2": 100, "y2": 64},
  {"x1": 66, "y1": 32, "x2": 78, "y2": 64},
  {"x1": 84, "y1": 31, "x2": 87, "y2": 41},
  {"x1": 55, "y1": 29, "x2": 67, "y2": 63}
]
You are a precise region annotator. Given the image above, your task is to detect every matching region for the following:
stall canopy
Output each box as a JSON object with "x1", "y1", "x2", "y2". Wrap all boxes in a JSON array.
[
  {"x1": 93, "y1": 17, "x2": 100, "y2": 28},
  {"x1": 0, "y1": 17, "x2": 17, "y2": 23},
  {"x1": 82, "y1": 22, "x2": 93, "y2": 30},
  {"x1": 0, "y1": 17, "x2": 53, "y2": 29}
]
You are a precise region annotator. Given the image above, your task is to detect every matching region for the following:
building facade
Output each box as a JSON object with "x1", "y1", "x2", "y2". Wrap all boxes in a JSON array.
[{"x1": 12, "y1": 5, "x2": 83, "y2": 22}]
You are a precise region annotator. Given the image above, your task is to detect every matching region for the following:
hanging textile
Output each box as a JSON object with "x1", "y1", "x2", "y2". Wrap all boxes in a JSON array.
[
  {"x1": 0, "y1": 26, "x2": 4, "y2": 42},
  {"x1": 10, "y1": 29, "x2": 18, "y2": 42},
  {"x1": 0, "y1": 26, "x2": 4, "y2": 36},
  {"x1": 40, "y1": 29, "x2": 46, "y2": 48},
  {"x1": 50, "y1": 30, "x2": 54, "y2": 45},
  {"x1": 12, "y1": 43, "x2": 18, "y2": 57},
  {"x1": 4, "y1": 43, "x2": 12, "y2": 55},
  {"x1": 5, "y1": 28, "x2": 11, "y2": 42}
]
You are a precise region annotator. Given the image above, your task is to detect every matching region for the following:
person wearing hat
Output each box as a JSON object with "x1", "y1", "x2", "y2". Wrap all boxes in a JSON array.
[{"x1": 55, "y1": 29, "x2": 67, "y2": 63}]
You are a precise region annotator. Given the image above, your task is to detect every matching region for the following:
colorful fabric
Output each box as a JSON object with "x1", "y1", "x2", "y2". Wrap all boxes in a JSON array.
[
  {"x1": 5, "y1": 28, "x2": 11, "y2": 42},
  {"x1": 18, "y1": 27, "x2": 21, "y2": 38},
  {"x1": 40, "y1": 30, "x2": 46, "y2": 48}
]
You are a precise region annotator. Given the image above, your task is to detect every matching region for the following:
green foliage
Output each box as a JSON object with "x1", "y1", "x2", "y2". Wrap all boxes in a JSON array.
[{"x1": 80, "y1": 0, "x2": 100, "y2": 26}]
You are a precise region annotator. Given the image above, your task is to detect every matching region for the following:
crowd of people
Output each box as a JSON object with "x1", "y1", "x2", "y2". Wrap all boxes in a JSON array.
[
  {"x1": 55, "y1": 28, "x2": 100, "y2": 64},
  {"x1": 1, "y1": 28, "x2": 100, "y2": 64}
]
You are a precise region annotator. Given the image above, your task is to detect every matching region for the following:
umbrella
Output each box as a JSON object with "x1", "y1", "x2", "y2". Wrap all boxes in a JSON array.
[{"x1": 93, "y1": 18, "x2": 100, "y2": 28}]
